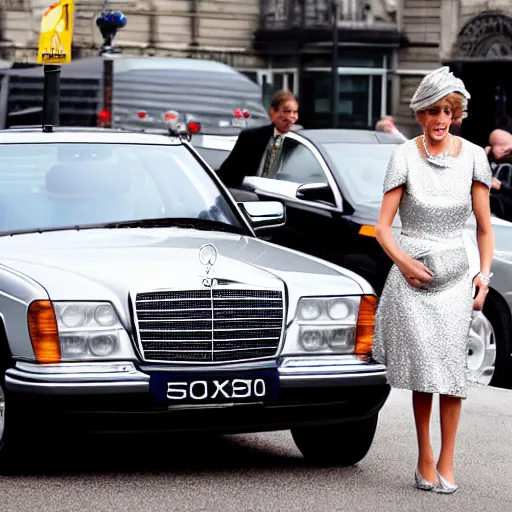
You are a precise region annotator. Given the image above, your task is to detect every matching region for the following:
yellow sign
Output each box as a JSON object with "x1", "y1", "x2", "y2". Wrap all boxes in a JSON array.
[{"x1": 37, "y1": 1, "x2": 75, "y2": 65}]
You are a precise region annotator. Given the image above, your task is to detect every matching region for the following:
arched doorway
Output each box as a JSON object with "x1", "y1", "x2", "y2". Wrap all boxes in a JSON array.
[{"x1": 445, "y1": 11, "x2": 512, "y2": 146}]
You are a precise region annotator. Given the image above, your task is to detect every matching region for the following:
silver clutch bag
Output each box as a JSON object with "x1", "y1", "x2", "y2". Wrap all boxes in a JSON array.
[{"x1": 416, "y1": 247, "x2": 469, "y2": 291}]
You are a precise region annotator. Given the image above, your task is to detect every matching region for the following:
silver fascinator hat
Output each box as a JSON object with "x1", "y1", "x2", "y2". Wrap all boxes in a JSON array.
[{"x1": 409, "y1": 66, "x2": 470, "y2": 114}]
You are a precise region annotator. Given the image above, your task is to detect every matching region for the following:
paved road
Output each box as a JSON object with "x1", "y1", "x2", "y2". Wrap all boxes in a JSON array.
[{"x1": 1, "y1": 385, "x2": 510, "y2": 512}]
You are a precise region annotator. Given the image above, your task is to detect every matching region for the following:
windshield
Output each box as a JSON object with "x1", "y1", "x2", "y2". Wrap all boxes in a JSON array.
[
  {"x1": 321, "y1": 142, "x2": 399, "y2": 205},
  {"x1": 0, "y1": 143, "x2": 244, "y2": 234}
]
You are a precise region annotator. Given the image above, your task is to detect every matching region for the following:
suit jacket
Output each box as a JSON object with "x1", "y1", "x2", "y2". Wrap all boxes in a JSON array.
[{"x1": 217, "y1": 124, "x2": 275, "y2": 188}]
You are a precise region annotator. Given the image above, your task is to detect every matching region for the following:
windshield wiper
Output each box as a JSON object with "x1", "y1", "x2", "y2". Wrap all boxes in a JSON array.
[
  {"x1": 104, "y1": 217, "x2": 246, "y2": 234},
  {"x1": 0, "y1": 218, "x2": 246, "y2": 237}
]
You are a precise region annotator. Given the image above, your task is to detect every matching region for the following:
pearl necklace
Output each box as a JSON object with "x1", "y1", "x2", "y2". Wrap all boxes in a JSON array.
[{"x1": 422, "y1": 133, "x2": 454, "y2": 167}]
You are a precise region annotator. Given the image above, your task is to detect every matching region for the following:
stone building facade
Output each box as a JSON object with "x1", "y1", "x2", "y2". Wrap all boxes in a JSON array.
[
  {"x1": 0, "y1": 1, "x2": 403, "y2": 129},
  {"x1": 0, "y1": 0, "x2": 264, "y2": 68},
  {"x1": 1, "y1": 1, "x2": 510, "y2": 142}
]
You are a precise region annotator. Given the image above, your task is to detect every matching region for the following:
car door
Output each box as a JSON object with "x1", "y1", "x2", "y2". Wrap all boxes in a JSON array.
[{"x1": 243, "y1": 134, "x2": 351, "y2": 263}]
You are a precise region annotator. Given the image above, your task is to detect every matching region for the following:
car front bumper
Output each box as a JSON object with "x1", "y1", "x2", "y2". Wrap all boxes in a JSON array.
[{"x1": 6, "y1": 356, "x2": 389, "y2": 434}]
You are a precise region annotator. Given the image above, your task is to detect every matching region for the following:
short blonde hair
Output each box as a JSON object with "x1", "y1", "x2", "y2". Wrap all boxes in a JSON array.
[{"x1": 416, "y1": 93, "x2": 466, "y2": 123}]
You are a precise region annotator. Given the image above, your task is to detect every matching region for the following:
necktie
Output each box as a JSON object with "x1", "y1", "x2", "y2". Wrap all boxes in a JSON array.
[{"x1": 262, "y1": 135, "x2": 282, "y2": 178}]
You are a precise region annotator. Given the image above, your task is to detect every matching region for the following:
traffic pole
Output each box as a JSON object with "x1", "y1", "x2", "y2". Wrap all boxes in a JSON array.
[
  {"x1": 42, "y1": 64, "x2": 61, "y2": 127},
  {"x1": 96, "y1": 9, "x2": 127, "y2": 128},
  {"x1": 102, "y1": 58, "x2": 114, "y2": 128}
]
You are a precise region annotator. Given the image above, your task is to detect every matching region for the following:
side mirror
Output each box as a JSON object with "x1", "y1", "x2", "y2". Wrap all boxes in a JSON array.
[
  {"x1": 228, "y1": 188, "x2": 260, "y2": 202},
  {"x1": 296, "y1": 182, "x2": 335, "y2": 205},
  {"x1": 238, "y1": 201, "x2": 285, "y2": 230}
]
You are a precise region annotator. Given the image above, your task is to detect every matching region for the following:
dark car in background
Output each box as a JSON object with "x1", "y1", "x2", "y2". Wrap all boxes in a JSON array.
[{"x1": 247, "y1": 129, "x2": 400, "y2": 294}]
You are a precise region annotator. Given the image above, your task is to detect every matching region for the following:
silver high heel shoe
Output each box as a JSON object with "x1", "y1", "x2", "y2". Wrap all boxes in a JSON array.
[
  {"x1": 434, "y1": 469, "x2": 459, "y2": 494},
  {"x1": 414, "y1": 467, "x2": 437, "y2": 491}
]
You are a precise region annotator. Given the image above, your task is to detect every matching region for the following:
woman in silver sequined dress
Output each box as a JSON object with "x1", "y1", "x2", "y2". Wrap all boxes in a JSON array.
[{"x1": 372, "y1": 67, "x2": 494, "y2": 494}]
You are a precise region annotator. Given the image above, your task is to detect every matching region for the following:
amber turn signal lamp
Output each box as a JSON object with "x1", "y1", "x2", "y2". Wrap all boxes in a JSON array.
[
  {"x1": 358, "y1": 225, "x2": 376, "y2": 237},
  {"x1": 27, "y1": 301, "x2": 61, "y2": 364},
  {"x1": 355, "y1": 295, "x2": 377, "y2": 355}
]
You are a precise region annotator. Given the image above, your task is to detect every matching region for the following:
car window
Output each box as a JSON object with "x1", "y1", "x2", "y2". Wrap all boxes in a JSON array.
[
  {"x1": 495, "y1": 163, "x2": 512, "y2": 188},
  {"x1": 194, "y1": 146, "x2": 230, "y2": 171},
  {"x1": 272, "y1": 137, "x2": 328, "y2": 185},
  {"x1": 0, "y1": 143, "x2": 244, "y2": 233}
]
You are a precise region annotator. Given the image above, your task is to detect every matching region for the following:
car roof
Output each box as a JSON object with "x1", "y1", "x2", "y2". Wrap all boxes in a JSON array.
[
  {"x1": 297, "y1": 129, "x2": 404, "y2": 145},
  {"x1": 0, "y1": 127, "x2": 182, "y2": 145},
  {"x1": 3, "y1": 56, "x2": 239, "y2": 78}
]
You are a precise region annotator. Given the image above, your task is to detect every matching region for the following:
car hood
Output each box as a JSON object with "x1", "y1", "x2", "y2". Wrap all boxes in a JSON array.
[{"x1": 0, "y1": 228, "x2": 371, "y2": 322}]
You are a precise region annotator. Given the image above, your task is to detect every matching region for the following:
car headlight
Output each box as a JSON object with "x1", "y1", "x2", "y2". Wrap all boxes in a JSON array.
[
  {"x1": 53, "y1": 302, "x2": 134, "y2": 361},
  {"x1": 297, "y1": 297, "x2": 358, "y2": 323},
  {"x1": 281, "y1": 296, "x2": 376, "y2": 356}
]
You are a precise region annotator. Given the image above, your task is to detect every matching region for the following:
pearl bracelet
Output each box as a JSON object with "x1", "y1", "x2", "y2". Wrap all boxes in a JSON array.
[{"x1": 475, "y1": 272, "x2": 493, "y2": 285}]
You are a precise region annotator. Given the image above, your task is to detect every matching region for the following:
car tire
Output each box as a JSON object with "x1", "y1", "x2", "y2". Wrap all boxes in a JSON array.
[
  {"x1": 0, "y1": 383, "x2": 19, "y2": 475},
  {"x1": 0, "y1": 327, "x2": 22, "y2": 475},
  {"x1": 484, "y1": 291, "x2": 512, "y2": 389},
  {"x1": 291, "y1": 414, "x2": 379, "y2": 466}
]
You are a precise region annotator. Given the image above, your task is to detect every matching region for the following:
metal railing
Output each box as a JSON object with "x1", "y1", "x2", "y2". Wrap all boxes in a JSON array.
[{"x1": 259, "y1": 0, "x2": 396, "y2": 30}]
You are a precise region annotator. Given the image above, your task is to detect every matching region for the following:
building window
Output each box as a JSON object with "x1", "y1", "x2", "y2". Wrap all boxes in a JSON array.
[
  {"x1": 236, "y1": 69, "x2": 299, "y2": 110},
  {"x1": 301, "y1": 65, "x2": 388, "y2": 130},
  {"x1": 239, "y1": 71, "x2": 258, "y2": 85},
  {"x1": 237, "y1": 56, "x2": 390, "y2": 130},
  {"x1": 259, "y1": 70, "x2": 298, "y2": 99}
]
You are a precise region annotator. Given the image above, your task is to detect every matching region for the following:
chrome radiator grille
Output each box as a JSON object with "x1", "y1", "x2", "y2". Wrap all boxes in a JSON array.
[{"x1": 134, "y1": 289, "x2": 284, "y2": 363}]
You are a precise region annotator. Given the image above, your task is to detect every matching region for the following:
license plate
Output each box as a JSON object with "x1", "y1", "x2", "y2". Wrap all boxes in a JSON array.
[
  {"x1": 150, "y1": 370, "x2": 279, "y2": 405},
  {"x1": 231, "y1": 118, "x2": 247, "y2": 128}
]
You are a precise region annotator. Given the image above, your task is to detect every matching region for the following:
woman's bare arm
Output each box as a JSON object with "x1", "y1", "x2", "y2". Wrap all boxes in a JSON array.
[{"x1": 472, "y1": 181, "x2": 494, "y2": 310}]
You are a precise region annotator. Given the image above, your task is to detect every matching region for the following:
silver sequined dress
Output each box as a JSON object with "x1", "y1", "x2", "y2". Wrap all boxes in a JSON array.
[{"x1": 372, "y1": 138, "x2": 492, "y2": 398}]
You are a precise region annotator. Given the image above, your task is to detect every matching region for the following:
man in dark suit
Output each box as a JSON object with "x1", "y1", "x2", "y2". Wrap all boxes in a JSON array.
[{"x1": 217, "y1": 90, "x2": 299, "y2": 188}]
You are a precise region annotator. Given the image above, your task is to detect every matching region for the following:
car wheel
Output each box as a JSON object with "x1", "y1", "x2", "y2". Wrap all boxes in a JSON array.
[
  {"x1": 0, "y1": 381, "x2": 18, "y2": 474},
  {"x1": 291, "y1": 414, "x2": 379, "y2": 466},
  {"x1": 480, "y1": 292, "x2": 512, "y2": 389},
  {"x1": 0, "y1": 383, "x2": 5, "y2": 449},
  {"x1": 0, "y1": 329, "x2": 21, "y2": 474},
  {"x1": 467, "y1": 310, "x2": 496, "y2": 386}
]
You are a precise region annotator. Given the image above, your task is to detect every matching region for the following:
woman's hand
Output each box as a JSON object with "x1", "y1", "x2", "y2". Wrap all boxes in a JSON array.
[
  {"x1": 398, "y1": 257, "x2": 433, "y2": 288},
  {"x1": 473, "y1": 275, "x2": 489, "y2": 311}
]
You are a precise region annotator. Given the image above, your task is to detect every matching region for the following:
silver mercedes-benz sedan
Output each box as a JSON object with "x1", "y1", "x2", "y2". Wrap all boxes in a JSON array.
[{"x1": 0, "y1": 127, "x2": 389, "y2": 471}]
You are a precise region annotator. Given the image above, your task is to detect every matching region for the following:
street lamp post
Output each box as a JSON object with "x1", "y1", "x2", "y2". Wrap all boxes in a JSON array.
[
  {"x1": 331, "y1": 0, "x2": 340, "y2": 128},
  {"x1": 96, "y1": 7, "x2": 127, "y2": 128}
]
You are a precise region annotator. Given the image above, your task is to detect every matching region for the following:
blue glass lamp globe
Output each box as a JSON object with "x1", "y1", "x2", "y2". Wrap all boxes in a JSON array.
[
  {"x1": 98, "y1": 11, "x2": 127, "y2": 29},
  {"x1": 111, "y1": 11, "x2": 127, "y2": 28}
]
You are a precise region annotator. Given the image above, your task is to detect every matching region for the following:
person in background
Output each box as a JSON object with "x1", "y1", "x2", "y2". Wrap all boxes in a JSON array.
[
  {"x1": 375, "y1": 115, "x2": 408, "y2": 141},
  {"x1": 217, "y1": 90, "x2": 299, "y2": 188},
  {"x1": 485, "y1": 129, "x2": 512, "y2": 167},
  {"x1": 485, "y1": 129, "x2": 512, "y2": 221}
]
